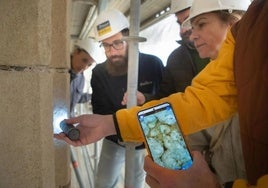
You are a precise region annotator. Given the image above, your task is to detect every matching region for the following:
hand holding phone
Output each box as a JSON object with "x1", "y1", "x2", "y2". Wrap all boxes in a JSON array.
[{"x1": 137, "y1": 102, "x2": 192, "y2": 170}]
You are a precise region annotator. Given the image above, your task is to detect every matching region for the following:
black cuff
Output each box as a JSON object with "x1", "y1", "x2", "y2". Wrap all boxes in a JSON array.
[
  {"x1": 143, "y1": 93, "x2": 156, "y2": 103},
  {"x1": 112, "y1": 113, "x2": 123, "y2": 142},
  {"x1": 224, "y1": 182, "x2": 234, "y2": 188}
]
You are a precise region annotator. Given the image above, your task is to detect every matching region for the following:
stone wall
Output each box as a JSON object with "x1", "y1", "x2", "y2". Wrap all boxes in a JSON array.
[{"x1": 0, "y1": 0, "x2": 71, "y2": 187}]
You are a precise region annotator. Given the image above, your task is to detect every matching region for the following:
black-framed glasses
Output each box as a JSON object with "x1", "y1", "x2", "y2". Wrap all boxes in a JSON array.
[{"x1": 100, "y1": 40, "x2": 125, "y2": 52}]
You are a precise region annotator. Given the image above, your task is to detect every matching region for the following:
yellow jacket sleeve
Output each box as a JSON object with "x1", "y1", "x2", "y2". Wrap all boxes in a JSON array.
[
  {"x1": 115, "y1": 29, "x2": 237, "y2": 143},
  {"x1": 233, "y1": 175, "x2": 268, "y2": 188}
]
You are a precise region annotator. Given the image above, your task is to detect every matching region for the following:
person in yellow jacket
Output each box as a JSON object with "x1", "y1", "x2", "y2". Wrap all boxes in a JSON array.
[{"x1": 55, "y1": 0, "x2": 268, "y2": 187}]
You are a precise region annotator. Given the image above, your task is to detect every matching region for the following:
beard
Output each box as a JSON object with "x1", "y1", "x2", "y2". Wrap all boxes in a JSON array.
[
  {"x1": 181, "y1": 29, "x2": 195, "y2": 49},
  {"x1": 106, "y1": 55, "x2": 128, "y2": 76}
]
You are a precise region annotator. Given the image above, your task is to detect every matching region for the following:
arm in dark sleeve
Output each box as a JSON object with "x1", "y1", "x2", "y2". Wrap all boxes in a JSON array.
[
  {"x1": 140, "y1": 55, "x2": 167, "y2": 102},
  {"x1": 91, "y1": 67, "x2": 112, "y2": 114},
  {"x1": 91, "y1": 69, "x2": 104, "y2": 113},
  {"x1": 155, "y1": 66, "x2": 176, "y2": 99}
]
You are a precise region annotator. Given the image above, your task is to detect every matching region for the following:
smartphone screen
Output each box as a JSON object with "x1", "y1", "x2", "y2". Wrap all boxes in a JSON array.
[{"x1": 137, "y1": 102, "x2": 193, "y2": 170}]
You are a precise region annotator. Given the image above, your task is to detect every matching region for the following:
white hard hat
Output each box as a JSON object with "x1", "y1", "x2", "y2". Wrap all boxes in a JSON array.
[
  {"x1": 74, "y1": 38, "x2": 104, "y2": 63},
  {"x1": 93, "y1": 9, "x2": 129, "y2": 41},
  {"x1": 170, "y1": 0, "x2": 193, "y2": 14},
  {"x1": 182, "y1": 0, "x2": 251, "y2": 28}
]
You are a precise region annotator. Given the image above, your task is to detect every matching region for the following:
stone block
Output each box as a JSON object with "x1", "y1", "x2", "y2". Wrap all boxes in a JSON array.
[
  {"x1": 0, "y1": 0, "x2": 52, "y2": 67},
  {"x1": 54, "y1": 139, "x2": 71, "y2": 187},
  {"x1": 51, "y1": 0, "x2": 71, "y2": 69},
  {"x1": 53, "y1": 71, "x2": 72, "y2": 187},
  {"x1": 0, "y1": 71, "x2": 55, "y2": 188}
]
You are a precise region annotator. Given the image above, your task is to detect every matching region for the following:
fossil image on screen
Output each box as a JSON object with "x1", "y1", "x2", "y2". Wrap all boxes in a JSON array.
[{"x1": 140, "y1": 106, "x2": 192, "y2": 170}]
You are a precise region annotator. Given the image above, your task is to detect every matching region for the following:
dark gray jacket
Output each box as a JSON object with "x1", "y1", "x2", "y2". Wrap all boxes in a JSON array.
[{"x1": 156, "y1": 40, "x2": 209, "y2": 99}]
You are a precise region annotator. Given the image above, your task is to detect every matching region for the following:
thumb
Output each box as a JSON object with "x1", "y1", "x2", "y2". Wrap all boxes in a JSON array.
[
  {"x1": 144, "y1": 155, "x2": 163, "y2": 177},
  {"x1": 65, "y1": 116, "x2": 81, "y2": 125}
]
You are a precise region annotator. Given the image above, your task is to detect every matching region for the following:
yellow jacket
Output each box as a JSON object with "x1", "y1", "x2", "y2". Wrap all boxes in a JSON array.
[
  {"x1": 115, "y1": 30, "x2": 268, "y2": 188},
  {"x1": 115, "y1": 30, "x2": 237, "y2": 143},
  {"x1": 233, "y1": 175, "x2": 268, "y2": 188}
]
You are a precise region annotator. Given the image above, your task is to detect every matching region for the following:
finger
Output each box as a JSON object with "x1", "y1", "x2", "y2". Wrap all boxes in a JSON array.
[
  {"x1": 191, "y1": 150, "x2": 203, "y2": 159},
  {"x1": 54, "y1": 132, "x2": 64, "y2": 139},
  {"x1": 144, "y1": 155, "x2": 153, "y2": 168},
  {"x1": 191, "y1": 151, "x2": 207, "y2": 167},
  {"x1": 65, "y1": 116, "x2": 81, "y2": 125},
  {"x1": 121, "y1": 94, "x2": 127, "y2": 105},
  {"x1": 190, "y1": 150, "x2": 216, "y2": 174},
  {"x1": 54, "y1": 133, "x2": 83, "y2": 147},
  {"x1": 54, "y1": 132, "x2": 71, "y2": 143},
  {"x1": 144, "y1": 155, "x2": 178, "y2": 187},
  {"x1": 121, "y1": 100, "x2": 126, "y2": 105},
  {"x1": 144, "y1": 156, "x2": 164, "y2": 180},
  {"x1": 145, "y1": 174, "x2": 160, "y2": 188}
]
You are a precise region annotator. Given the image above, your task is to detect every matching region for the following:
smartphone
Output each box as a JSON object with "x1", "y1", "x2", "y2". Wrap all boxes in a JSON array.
[{"x1": 137, "y1": 102, "x2": 193, "y2": 170}]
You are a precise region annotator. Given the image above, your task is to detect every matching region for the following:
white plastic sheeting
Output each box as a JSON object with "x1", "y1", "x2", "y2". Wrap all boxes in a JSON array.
[{"x1": 139, "y1": 15, "x2": 181, "y2": 66}]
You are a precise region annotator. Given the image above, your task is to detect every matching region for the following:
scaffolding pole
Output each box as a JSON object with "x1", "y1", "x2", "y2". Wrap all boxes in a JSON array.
[
  {"x1": 70, "y1": 147, "x2": 85, "y2": 188},
  {"x1": 124, "y1": 0, "x2": 146, "y2": 187}
]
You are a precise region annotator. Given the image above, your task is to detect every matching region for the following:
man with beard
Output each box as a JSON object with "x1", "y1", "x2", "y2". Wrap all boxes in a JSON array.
[
  {"x1": 121, "y1": 0, "x2": 209, "y2": 105},
  {"x1": 91, "y1": 9, "x2": 164, "y2": 188}
]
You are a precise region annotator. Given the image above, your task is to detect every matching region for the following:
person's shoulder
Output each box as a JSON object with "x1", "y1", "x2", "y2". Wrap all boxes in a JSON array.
[
  {"x1": 166, "y1": 45, "x2": 191, "y2": 66},
  {"x1": 169, "y1": 44, "x2": 189, "y2": 57},
  {"x1": 92, "y1": 62, "x2": 106, "y2": 73},
  {"x1": 94, "y1": 62, "x2": 106, "y2": 68},
  {"x1": 139, "y1": 52, "x2": 162, "y2": 63}
]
